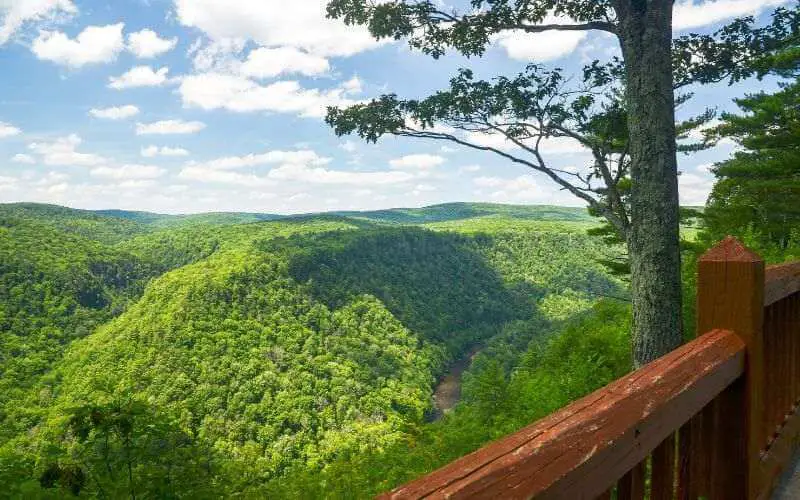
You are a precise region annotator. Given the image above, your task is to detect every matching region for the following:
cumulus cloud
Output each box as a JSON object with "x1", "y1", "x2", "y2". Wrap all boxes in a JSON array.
[
  {"x1": 0, "y1": 0, "x2": 77, "y2": 46},
  {"x1": 494, "y1": 30, "x2": 586, "y2": 62},
  {"x1": 389, "y1": 154, "x2": 446, "y2": 170},
  {"x1": 172, "y1": 0, "x2": 382, "y2": 57},
  {"x1": 141, "y1": 145, "x2": 190, "y2": 157},
  {"x1": 267, "y1": 163, "x2": 415, "y2": 186},
  {"x1": 197, "y1": 149, "x2": 330, "y2": 170},
  {"x1": 109, "y1": 65, "x2": 170, "y2": 89},
  {"x1": 178, "y1": 165, "x2": 274, "y2": 186},
  {"x1": 90, "y1": 164, "x2": 166, "y2": 180},
  {"x1": 32, "y1": 23, "x2": 125, "y2": 67},
  {"x1": 136, "y1": 119, "x2": 205, "y2": 135},
  {"x1": 28, "y1": 134, "x2": 106, "y2": 166},
  {"x1": 240, "y1": 46, "x2": 330, "y2": 79},
  {"x1": 674, "y1": 0, "x2": 789, "y2": 31},
  {"x1": 0, "y1": 121, "x2": 21, "y2": 137},
  {"x1": 679, "y1": 171, "x2": 714, "y2": 205},
  {"x1": 473, "y1": 174, "x2": 579, "y2": 205},
  {"x1": 127, "y1": 28, "x2": 177, "y2": 58},
  {"x1": 177, "y1": 72, "x2": 361, "y2": 117},
  {"x1": 465, "y1": 131, "x2": 587, "y2": 156},
  {"x1": 88, "y1": 104, "x2": 140, "y2": 120},
  {"x1": 11, "y1": 153, "x2": 35, "y2": 164}
]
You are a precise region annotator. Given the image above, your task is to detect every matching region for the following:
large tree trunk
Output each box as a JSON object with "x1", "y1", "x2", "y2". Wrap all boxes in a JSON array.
[{"x1": 617, "y1": 0, "x2": 683, "y2": 367}]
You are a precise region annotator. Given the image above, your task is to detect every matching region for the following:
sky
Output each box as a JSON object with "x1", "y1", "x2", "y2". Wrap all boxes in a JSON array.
[{"x1": 0, "y1": 0, "x2": 791, "y2": 215}]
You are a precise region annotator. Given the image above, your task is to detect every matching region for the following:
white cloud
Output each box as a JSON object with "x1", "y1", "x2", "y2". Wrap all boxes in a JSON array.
[
  {"x1": 267, "y1": 163, "x2": 415, "y2": 186},
  {"x1": 28, "y1": 134, "x2": 106, "y2": 166},
  {"x1": 127, "y1": 28, "x2": 177, "y2": 58},
  {"x1": 88, "y1": 104, "x2": 140, "y2": 120},
  {"x1": 0, "y1": 0, "x2": 77, "y2": 46},
  {"x1": 188, "y1": 36, "x2": 246, "y2": 73},
  {"x1": 178, "y1": 165, "x2": 274, "y2": 186},
  {"x1": 136, "y1": 119, "x2": 205, "y2": 135},
  {"x1": 696, "y1": 163, "x2": 714, "y2": 173},
  {"x1": 11, "y1": 153, "x2": 35, "y2": 164},
  {"x1": 679, "y1": 171, "x2": 713, "y2": 205},
  {"x1": 465, "y1": 131, "x2": 587, "y2": 156},
  {"x1": 241, "y1": 46, "x2": 329, "y2": 79},
  {"x1": 33, "y1": 171, "x2": 68, "y2": 185},
  {"x1": 473, "y1": 174, "x2": 580, "y2": 205},
  {"x1": 197, "y1": 149, "x2": 330, "y2": 170},
  {"x1": 0, "y1": 121, "x2": 21, "y2": 137},
  {"x1": 339, "y1": 141, "x2": 357, "y2": 153},
  {"x1": 674, "y1": 0, "x2": 789, "y2": 30},
  {"x1": 109, "y1": 65, "x2": 170, "y2": 89},
  {"x1": 172, "y1": 0, "x2": 382, "y2": 57},
  {"x1": 91, "y1": 164, "x2": 166, "y2": 180},
  {"x1": 141, "y1": 145, "x2": 190, "y2": 157},
  {"x1": 32, "y1": 23, "x2": 125, "y2": 67},
  {"x1": 494, "y1": 29, "x2": 587, "y2": 62},
  {"x1": 389, "y1": 154, "x2": 446, "y2": 170},
  {"x1": 177, "y1": 72, "x2": 361, "y2": 117}
]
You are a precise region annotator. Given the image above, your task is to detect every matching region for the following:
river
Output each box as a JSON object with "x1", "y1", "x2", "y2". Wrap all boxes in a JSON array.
[{"x1": 429, "y1": 347, "x2": 481, "y2": 422}]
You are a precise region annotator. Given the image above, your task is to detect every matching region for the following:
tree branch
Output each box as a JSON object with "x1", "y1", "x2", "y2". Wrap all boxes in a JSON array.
[{"x1": 508, "y1": 21, "x2": 618, "y2": 35}]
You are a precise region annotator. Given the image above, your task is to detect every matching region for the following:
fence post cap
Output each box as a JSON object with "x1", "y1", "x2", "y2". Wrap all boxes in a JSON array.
[{"x1": 699, "y1": 236, "x2": 763, "y2": 263}]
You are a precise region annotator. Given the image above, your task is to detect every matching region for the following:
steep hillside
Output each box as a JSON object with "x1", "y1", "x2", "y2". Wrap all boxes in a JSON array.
[{"x1": 0, "y1": 202, "x2": 623, "y2": 498}]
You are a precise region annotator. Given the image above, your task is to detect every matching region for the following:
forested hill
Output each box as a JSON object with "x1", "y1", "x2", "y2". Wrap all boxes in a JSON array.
[
  {"x1": 4, "y1": 201, "x2": 593, "y2": 228},
  {"x1": 0, "y1": 201, "x2": 626, "y2": 498}
]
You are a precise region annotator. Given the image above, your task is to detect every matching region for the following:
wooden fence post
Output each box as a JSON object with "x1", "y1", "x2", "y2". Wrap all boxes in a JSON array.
[{"x1": 696, "y1": 236, "x2": 765, "y2": 499}]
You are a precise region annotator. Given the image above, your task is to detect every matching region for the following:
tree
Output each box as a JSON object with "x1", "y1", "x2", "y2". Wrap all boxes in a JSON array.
[
  {"x1": 703, "y1": 55, "x2": 800, "y2": 254},
  {"x1": 324, "y1": 0, "x2": 799, "y2": 366}
]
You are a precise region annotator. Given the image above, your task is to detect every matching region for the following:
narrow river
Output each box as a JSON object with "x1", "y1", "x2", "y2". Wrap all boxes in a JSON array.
[{"x1": 429, "y1": 347, "x2": 481, "y2": 422}]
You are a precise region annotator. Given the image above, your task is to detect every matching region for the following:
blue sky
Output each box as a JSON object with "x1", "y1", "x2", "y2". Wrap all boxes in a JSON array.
[{"x1": 0, "y1": 0, "x2": 790, "y2": 214}]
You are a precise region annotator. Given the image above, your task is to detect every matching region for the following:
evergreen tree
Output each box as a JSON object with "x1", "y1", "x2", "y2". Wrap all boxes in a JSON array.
[
  {"x1": 324, "y1": 0, "x2": 799, "y2": 365},
  {"x1": 704, "y1": 77, "x2": 800, "y2": 253}
]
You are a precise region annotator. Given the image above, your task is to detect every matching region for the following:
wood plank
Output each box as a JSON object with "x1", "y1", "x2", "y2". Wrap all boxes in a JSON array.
[
  {"x1": 709, "y1": 379, "x2": 747, "y2": 498},
  {"x1": 378, "y1": 329, "x2": 745, "y2": 500},
  {"x1": 765, "y1": 262, "x2": 800, "y2": 307},
  {"x1": 697, "y1": 236, "x2": 766, "y2": 499},
  {"x1": 617, "y1": 461, "x2": 645, "y2": 500},
  {"x1": 677, "y1": 422, "x2": 692, "y2": 500},
  {"x1": 759, "y1": 406, "x2": 800, "y2": 500},
  {"x1": 650, "y1": 433, "x2": 675, "y2": 500},
  {"x1": 595, "y1": 488, "x2": 612, "y2": 500}
]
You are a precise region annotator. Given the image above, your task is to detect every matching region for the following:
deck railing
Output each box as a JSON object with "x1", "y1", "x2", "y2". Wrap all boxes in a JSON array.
[{"x1": 380, "y1": 237, "x2": 800, "y2": 499}]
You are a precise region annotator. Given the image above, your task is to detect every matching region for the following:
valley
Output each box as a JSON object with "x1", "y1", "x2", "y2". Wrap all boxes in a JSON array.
[{"x1": 0, "y1": 201, "x2": 629, "y2": 498}]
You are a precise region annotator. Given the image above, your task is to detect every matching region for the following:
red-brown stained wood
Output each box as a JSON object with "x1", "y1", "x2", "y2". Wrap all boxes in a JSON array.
[
  {"x1": 595, "y1": 489, "x2": 612, "y2": 500},
  {"x1": 765, "y1": 262, "x2": 800, "y2": 306},
  {"x1": 709, "y1": 379, "x2": 747, "y2": 498},
  {"x1": 759, "y1": 406, "x2": 800, "y2": 500},
  {"x1": 696, "y1": 236, "x2": 765, "y2": 499},
  {"x1": 677, "y1": 422, "x2": 692, "y2": 500},
  {"x1": 617, "y1": 461, "x2": 645, "y2": 500},
  {"x1": 377, "y1": 329, "x2": 745, "y2": 500},
  {"x1": 650, "y1": 433, "x2": 675, "y2": 500}
]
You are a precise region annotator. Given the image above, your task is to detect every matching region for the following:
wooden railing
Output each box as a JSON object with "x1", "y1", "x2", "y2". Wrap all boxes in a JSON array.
[{"x1": 380, "y1": 237, "x2": 800, "y2": 499}]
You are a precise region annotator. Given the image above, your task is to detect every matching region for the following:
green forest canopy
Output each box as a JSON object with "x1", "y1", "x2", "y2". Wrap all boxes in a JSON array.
[{"x1": 0, "y1": 202, "x2": 628, "y2": 498}]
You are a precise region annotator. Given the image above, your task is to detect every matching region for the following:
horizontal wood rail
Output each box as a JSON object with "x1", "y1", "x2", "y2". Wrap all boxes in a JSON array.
[
  {"x1": 765, "y1": 261, "x2": 800, "y2": 307},
  {"x1": 379, "y1": 329, "x2": 744, "y2": 499},
  {"x1": 380, "y1": 237, "x2": 800, "y2": 499}
]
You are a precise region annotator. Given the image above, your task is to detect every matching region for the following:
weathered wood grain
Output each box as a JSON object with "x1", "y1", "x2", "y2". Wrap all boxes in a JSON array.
[{"x1": 765, "y1": 262, "x2": 800, "y2": 307}]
